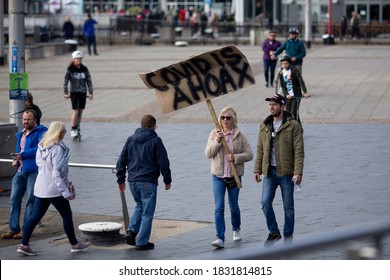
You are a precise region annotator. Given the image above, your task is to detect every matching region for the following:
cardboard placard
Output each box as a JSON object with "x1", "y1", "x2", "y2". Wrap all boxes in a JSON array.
[{"x1": 139, "y1": 45, "x2": 255, "y2": 113}]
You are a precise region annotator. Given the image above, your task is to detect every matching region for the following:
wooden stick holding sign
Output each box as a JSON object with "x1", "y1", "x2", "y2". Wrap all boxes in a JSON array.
[
  {"x1": 206, "y1": 99, "x2": 242, "y2": 188},
  {"x1": 119, "y1": 189, "x2": 129, "y2": 230},
  {"x1": 139, "y1": 45, "x2": 255, "y2": 188}
]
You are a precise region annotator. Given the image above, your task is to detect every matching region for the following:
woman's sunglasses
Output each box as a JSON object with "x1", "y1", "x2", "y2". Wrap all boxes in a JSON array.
[{"x1": 220, "y1": 116, "x2": 232, "y2": 121}]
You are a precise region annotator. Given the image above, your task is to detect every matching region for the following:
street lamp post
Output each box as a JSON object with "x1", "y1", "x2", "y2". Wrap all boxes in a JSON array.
[
  {"x1": 0, "y1": 0, "x2": 4, "y2": 66},
  {"x1": 8, "y1": 0, "x2": 26, "y2": 129},
  {"x1": 328, "y1": 0, "x2": 332, "y2": 35},
  {"x1": 323, "y1": 0, "x2": 335, "y2": 45},
  {"x1": 304, "y1": 0, "x2": 312, "y2": 48}
]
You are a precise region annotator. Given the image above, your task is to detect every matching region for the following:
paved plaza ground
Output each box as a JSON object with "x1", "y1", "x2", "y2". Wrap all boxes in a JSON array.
[{"x1": 0, "y1": 43, "x2": 389, "y2": 261}]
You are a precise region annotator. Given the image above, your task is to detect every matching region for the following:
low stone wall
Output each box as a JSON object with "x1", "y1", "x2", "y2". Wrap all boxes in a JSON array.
[{"x1": 25, "y1": 42, "x2": 70, "y2": 60}]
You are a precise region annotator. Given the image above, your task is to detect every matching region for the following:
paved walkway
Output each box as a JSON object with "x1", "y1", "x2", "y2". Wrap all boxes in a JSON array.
[{"x1": 0, "y1": 44, "x2": 389, "y2": 260}]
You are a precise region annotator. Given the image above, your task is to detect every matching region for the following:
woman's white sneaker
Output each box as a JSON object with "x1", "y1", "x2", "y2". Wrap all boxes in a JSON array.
[
  {"x1": 233, "y1": 230, "x2": 241, "y2": 241},
  {"x1": 211, "y1": 238, "x2": 224, "y2": 248}
]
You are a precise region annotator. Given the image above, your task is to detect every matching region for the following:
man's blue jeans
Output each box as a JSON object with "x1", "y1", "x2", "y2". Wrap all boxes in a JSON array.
[
  {"x1": 9, "y1": 172, "x2": 37, "y2": 233},
  {"x1": 261, "y1": 166, "x2": 295, "y2": 236},
  {"x1": 128, "y1": 182, "x2": 157, "y2": 246},
  {"x1": 212, "y1": 175, "x2": 241, "y2": 242}
]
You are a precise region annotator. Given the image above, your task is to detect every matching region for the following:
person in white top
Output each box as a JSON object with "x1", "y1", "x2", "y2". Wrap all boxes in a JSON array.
[
  {"x1": 277, "y1": 55, "x2": 309, "y2": 124},
  {"x1": 16, "y1": 121, "x2": 90, "y2": 256}
]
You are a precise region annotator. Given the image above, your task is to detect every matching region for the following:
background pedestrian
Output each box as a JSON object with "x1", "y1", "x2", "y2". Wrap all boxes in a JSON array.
[
  {"x1": 63, "y1": 50, "x2": 93, "y2": 139},
  {"x1": 262, "y1": 31, "x2": 281, "y2": 87},
  {"x1": 271, "y1": 27, "x2": 306, "y2": 74},
  {"x1": 278, "y1": 55, "x2": 309, "y2": 123},
  {"x1": 350, "y1": 11, "x2": 360, "y2": 39},
  {"x1": 62, "y1": 16, "x2": 75, "y2": 40},
  {"x1": 25, "y1": 92, "x2": 42, "y2": 126},
  {"x1": 340, "y1": 15, "x2": 347, "y2": 40},
  {"x1": 82, "y1": 13, "x2": 98, "y2": 55}
]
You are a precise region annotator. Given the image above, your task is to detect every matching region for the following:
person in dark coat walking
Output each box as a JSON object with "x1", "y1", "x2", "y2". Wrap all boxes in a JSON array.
[
  {"x1": 340, "y1": 16, "x2": 347, "y2": 40},
  {"x1": 82, "y1": 13, "x2": 98, "y2": 55},
  {"x1": 62, "y1": 16, "x2": 75, "y2": 40},
  {"x1": 116, "y1": 115, "x2": 172, "y2": 250}
]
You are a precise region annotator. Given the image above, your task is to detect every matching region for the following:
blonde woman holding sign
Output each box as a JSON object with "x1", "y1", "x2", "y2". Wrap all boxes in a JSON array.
[{"x1": 205, "y1": 107, "x2": 253, "y2": 248}]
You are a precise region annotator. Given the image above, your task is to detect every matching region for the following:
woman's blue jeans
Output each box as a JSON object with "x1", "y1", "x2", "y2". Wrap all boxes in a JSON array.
[
  {"x1": 212, "y1": 175, "x2": 241, "y2": 242},
  {"x1": 129, "y1": 182, "x2": 157, "y2": 246},
  {"x1": 261, "y1": 166, "x2": 295, "y2": 236},
  {"x1": 263, "y1": 59, "x2": 278, "y2": 85},
  {"x1": 22, "y1": 196, "x2": 78, "y2": 246},
  {"x1": 9, "y1": 172, "x2": 37, "y2": 233}
]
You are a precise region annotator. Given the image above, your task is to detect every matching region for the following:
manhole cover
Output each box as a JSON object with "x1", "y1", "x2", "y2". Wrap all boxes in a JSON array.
[{"x1": 78, "y1": 222, "x2": 124, "y2": 244}]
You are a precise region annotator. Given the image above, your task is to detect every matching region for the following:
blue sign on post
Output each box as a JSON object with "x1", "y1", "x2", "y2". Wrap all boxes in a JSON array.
[{"x1": 11, "y1": 43, "x2": 18, "y2": 73}]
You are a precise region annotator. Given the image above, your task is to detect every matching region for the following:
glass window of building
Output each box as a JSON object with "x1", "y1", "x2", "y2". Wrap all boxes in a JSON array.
[
  {"x1": 370, "y1": 5, "x2": 380, "y2": 22},
  {"x1": 346, "y1": 5, "x2": 355, "y2": 20},
  {"x1": 358, "y1": 4, "x2": 367, "y2": 23},
  {"x1": 383, "y1": 5, "x2": 390, "y2": 22},
  {"x1": 320, "y1": 5, "x2": 328, "y2": 21}
]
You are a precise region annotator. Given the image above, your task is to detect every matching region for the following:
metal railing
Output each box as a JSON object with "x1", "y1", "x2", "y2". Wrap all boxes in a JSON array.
[
  {"x1": 4, "y1": 22, "x2": 390, "y2": 46},
  {"x1": 0, "y1": 158, "x2": 116, "y2": 184},
  {"x1": 68, "y1": 162, "x2": 116, "y2": 171},
  {"x1": 3, "y1": 13, "x2": 390, "y2": 46},
  {"x1": 0, "y1": 158, "x2": 116, "y2": 171}
]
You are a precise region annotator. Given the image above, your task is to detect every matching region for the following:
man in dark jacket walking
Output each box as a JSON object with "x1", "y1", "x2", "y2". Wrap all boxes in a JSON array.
[
  {"x1": 272, "y1": 27, "x2": 306, "y2": 74},
  {"x1": 82, "y1": 13, "x2": 98, "y2": 55},
  {"x1": 254, "y1": 94, "x2": 304, "y2": 247},
  {"x1": 116, "y1": 115, "x2": 172, "y2": 250}
]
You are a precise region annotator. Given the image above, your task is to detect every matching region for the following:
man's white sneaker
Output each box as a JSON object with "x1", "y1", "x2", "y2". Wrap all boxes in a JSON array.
[
  {"x1": 70, "y1": 129, "x2": 78, "y2": 137},
  {"x1": 233, "y1": 230, "x2": 241, "y2": 241},
  {"x1": 211, "y1": 238, "x2": 224, "y2": 248}
]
